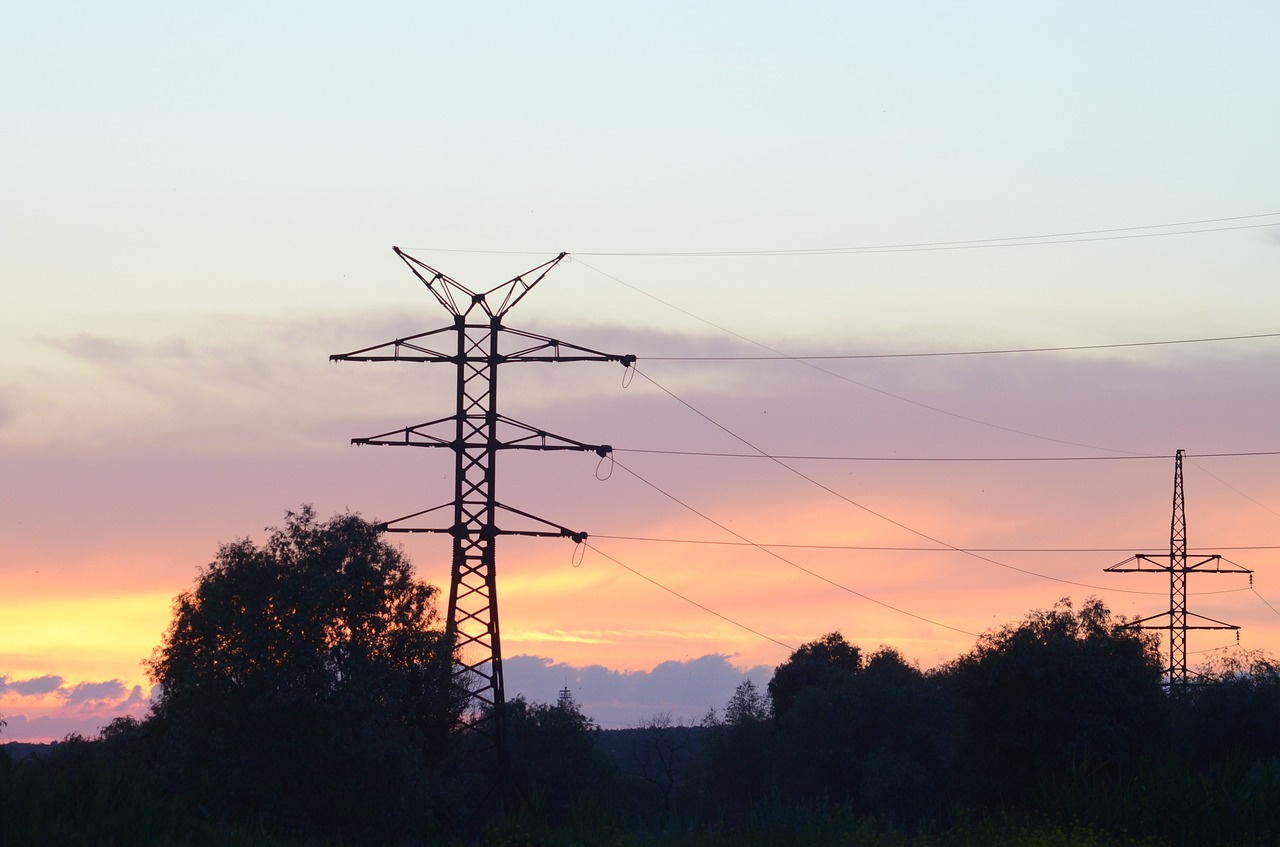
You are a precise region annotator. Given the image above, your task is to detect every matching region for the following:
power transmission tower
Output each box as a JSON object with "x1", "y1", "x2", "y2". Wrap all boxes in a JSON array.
[
  {"x1": 1105, "y1": 449, "x2": 1250, "y2": 691},
  {"x1": 331, "y1": 247, "x2": 634, "y2": 775}
]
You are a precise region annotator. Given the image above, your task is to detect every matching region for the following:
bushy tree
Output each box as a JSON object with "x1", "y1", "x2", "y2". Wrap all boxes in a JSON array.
[
  {"x1": 1183, "y1": 649, "x2": 1280, "y2": 764},
  {"x1": 723, "y1": 678, "x2": 772, "y2": 725},
  {"x1": 773, "y1": 645, "x2": 950, "y2": 818},
  {"x1": 505, "y1": 689, "x2": 617, "y2": 821},
  {"x1": 768, "y1": 631, "x2": 862, "y2": 718},
  {"x1": 946, "y1": 596, "x2": 1163, "y2": 805},
  {"x1": 699, "y1": 679, "x2": 776, "y2": 819},
  {"x1": 699, "y1": 639, "x2": 952, "y2": 822},
  {"x1": 145, "y1": 506, "x2": 458, "y2": 838}
]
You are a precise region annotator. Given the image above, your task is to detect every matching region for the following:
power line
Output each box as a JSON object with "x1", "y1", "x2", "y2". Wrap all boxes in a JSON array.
[
  {"x1": 626, "y1": 367, "x2": 1228, "y2": 598},
  {"x1": 590, "y1": 532, "x2": 1251, "y2": 598},
  {"x1": 1226, "y1": 560, "x2": 1280, "y2": 625},
  {"x1": 618, "y1": 448, "x2": 1161, "y2": 462},
  {"x1": 615, "y1": 447, "x2": 1280, "y2": 463},
  {"x1": 609, "y1": 457, "x2": 979, "y2": 636},
  {"x1": 393, "y1": 228, "x2": 1280, "y2": 643},
  {"x1": 584, "y1": 542, "x2": 795, "y2": 651},
  {"x1": 591, "y1": 534, "x2": 1280, "y2": 555},
  {"x1": 1189, "y1": 459, "x2": 1280, "y2": 523},
  {"x1": 583, "y1": 260, "x2": 1143, "y2": 456},
  {"x1": 575, "y1": 221, "x2": 1280, "y2": 257},
  {"x1": 642, "y1": 331, "x2": 1280, "y2": 361},
  {"x1": 405, "y1": 211, "x2": 1280, "y2": 257},
  {"x1": 405, "y1": 222, "x2": 1278, "y2": 457},
  {"x1": 1189, "y1": 643, "x2": 1241, "y2": 656},
  {"x1": 1252, "y1": 586, "x2": 1280, "y2": 621},
  {"x1": 584, "y1": 533, "x2": 1264, "y2": 658}
]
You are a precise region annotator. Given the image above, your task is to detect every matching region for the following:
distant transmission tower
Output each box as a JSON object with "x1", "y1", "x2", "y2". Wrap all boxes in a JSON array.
[
  {"x1": 332, "y1": 247, "x2": 634, "y2": 772},
  {"x1": 1105, "y1": 449, "x2": 1250, "y2": 690}
]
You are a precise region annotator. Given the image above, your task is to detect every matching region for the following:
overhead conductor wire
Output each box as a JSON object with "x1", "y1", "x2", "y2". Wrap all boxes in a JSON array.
[
  {"x1": 644, "y1": 331, "x2": 1280, "y2": 361},
  {"x1": 404, "y1": 216, "x2": 1279, "y2": 639},
  {"x1": 572, "y1": 257, "x2": 1148, "y2": 456},
  {"x1": 566, "y1": 256, "x2": 1273, "y2": 605},
  {"x1": 406, "y1": 211, "x2": 1280, "y2": 257},
  {"x1": 584, "y1": 542, "x2": 795, "y2": 651},
  {"x1": 605, "y1": 455, "x2": 978, "y2": 637},
  {"x1": 614, "y1": 448, "x2": 1280, "y2": 463},
  {"x1": 622, "y1": 367, "x2": 1248, "y2": 601}
]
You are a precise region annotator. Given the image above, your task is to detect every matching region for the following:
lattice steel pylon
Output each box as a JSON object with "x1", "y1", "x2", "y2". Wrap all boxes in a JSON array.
[
  {"x1": 1105, "y1": 449, "x2": 1250, "y2": 691},
  {"x1": 331, "y1": 247, "x2": 634, "y2": 774}
]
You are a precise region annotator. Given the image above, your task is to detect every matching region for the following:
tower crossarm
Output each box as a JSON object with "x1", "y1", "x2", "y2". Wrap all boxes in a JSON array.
[
  {"x1": 1183, "y1": 611, "x2": 1244, "y2": 630},
  {"x1": 491, "y1": 502, "x2": 590, "y2": 542},
  {"x1": 495, "y1": 327, "x2": 638, "y2": 366},
  {"x1": 377, "y1": 502, "x2": 588, "y2": 542},
  {"x1": 332, "y1": 324, "x2": 636, "y2": 367},
  {"x1": 329, "y1": 325, "x2": 457, "y2": 362},
  {"x1": 1121, "y1": 610, "x2": 1242, "y2": 631},
  {"x1": 393, "y1": 247, "x2": 567, "y2": 319},
  {"x1": 352, "y1": 416, "x2": 457, "y2": 448},
  {"x1": 1106, "y1": 553, "x2": 1251, "y2": 574},
  {"x1": 1184, "y1": 554, "x2": 1250, "y2": 574},
  {"x1": 371, "y1": 502, "x2": 452, "y2": 532},
  {"x1": 351, "y1": 414, "x2": 613, "y2": 455}
]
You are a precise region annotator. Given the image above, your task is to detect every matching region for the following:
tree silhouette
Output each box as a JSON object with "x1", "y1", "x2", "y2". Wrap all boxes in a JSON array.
[
  {"x1": 505, "y1": 689, "x2": 617, "y2": 822},
  {"x1": 946, "y1": 596, "x2": 1163, "y2": 806},
  {"x1": 699, "y1": 680, "x2": 775, "y2": 819},
  {"x1": 145, "y1": 506, "x2": 458, "y2": 838},
  {"x1": 723, "y1": 678, "x2": 771, "y2": 725},
  {"x1": 770, "y1": 644, "x2": 950, "y2": 815},
  {"x1": 767, "y1": 630, "x2": 862, "y2": 719},
  {"x1": 1184, "y1": 649, "x2": 1280, "y2": 764}
]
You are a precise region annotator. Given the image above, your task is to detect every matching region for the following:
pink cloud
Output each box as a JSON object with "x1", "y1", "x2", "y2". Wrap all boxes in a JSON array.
[
  {"x1": 504, "y1": 653, "x2": 772, "y2": 729},
  {"x1": 0, "y1": 675, "x2": 154, "y2": 743},
  {"x1": 5, "y1": 675, "x2": 63, "y2": 696}
]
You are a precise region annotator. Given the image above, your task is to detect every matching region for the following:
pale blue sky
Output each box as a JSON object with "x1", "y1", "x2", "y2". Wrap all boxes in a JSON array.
[{"x1": 5, "y1": 3, "x2": 1277, "y2": 326}]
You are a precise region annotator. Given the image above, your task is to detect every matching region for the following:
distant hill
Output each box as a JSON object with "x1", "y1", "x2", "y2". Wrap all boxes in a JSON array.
[
  {"x1": 595, "y1": 725, "x2": 707, "y2": 762},
  {"x1": 595, "y1": 724, "x2": 707, "y2": 803},
  {"x1": 3, "y1": 742, "x2": 55, "y2": 762}
]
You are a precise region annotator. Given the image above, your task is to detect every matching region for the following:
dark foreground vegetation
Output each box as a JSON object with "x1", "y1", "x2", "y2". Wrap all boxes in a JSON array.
[{"x1": 5, "y1": 509, "x2": 1280, "y2": 846}]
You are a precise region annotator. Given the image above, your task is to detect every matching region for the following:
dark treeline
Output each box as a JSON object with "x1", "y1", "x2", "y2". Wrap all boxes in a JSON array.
[{"x1": 5, "y1": 509, "x2": 1280, "y2": 846}]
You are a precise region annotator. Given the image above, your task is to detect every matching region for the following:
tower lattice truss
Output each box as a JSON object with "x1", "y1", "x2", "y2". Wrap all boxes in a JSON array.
[
  {"x1": 1105, "y1": 449, "x2": 1250, "y2": 688},
  {"x1": 332, "y1": 248, "x2": 634, "y2": 764}
]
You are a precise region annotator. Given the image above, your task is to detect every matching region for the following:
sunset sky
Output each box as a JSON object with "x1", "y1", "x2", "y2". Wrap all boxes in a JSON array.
[{"x1": 4, "y1": 3, "x2": 1280, "y2": 740}]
